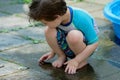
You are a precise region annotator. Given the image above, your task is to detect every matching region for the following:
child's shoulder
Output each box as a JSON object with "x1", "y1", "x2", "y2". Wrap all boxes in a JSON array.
[{"x1": 70, "y1": 6, "x2": 88, "y2": 13}]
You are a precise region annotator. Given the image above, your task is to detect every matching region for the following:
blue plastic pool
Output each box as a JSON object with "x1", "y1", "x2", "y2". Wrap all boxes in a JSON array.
[{"x1": 104, "y1": 0, "x2": 120, "y2": 41}]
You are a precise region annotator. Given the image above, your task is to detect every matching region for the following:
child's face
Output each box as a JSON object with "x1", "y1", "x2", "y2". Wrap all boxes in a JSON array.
[{"x1": 41, "y1": 16, "x2": 62, "y2": 29}]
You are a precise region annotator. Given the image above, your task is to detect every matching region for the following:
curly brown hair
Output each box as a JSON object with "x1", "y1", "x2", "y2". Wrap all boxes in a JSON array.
[{"x1": 29, "y1": 0, "x2": 67, "y2": 21}]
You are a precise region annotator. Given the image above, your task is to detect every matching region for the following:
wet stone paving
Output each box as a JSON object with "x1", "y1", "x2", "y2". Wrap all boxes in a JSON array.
[{"x1": 0, "y1": 0, "x2": 120, "y2": 80}]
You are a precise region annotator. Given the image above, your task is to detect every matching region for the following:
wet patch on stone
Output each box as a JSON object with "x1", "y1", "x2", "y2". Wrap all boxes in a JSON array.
[
  {"x1": 92, "y1": 22, "x2": 120, "y2": 70},
  {"x1": 102, "y1": 71, "x2": 120, "y2": 80},
  {"x1": 104, "y1": 45, "x2": 120, "y2": 68},
  {"x1": 88, "y1": 20, "x2": 120, "y2": 79},
  {"x1": 88, "y1": 58, "x2": 120, "y2": 79},
  {"x1": 40, "y1": 63, "x2": 98, "y2": 80}
]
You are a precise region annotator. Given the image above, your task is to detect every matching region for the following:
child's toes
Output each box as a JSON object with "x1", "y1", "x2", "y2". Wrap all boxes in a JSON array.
[
  {"x1": 57, "y1": 64, "x2": 62, "y2": 68},
  {"x1": 52, "y1": 63, "x2": 62, "y2": 68},
  {"x1": 52, "y1": 62, "x2": 57, "y2": 67}
]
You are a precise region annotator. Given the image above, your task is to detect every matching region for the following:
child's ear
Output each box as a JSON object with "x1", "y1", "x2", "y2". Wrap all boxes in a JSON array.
[
  {"x1": 53, "y1": 15, "x2": 62, "y2": 21},
  {"x1": 55, "y1": 15, "x2": 61, "y2": 19}
]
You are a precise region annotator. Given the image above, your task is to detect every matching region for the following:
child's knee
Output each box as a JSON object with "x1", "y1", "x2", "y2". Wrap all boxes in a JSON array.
[{"x1": 66, "y1": 30, "x2": 84, "y2": 44}]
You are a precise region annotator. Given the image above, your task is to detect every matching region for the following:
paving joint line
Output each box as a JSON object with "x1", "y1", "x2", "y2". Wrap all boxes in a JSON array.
[
  {"x1": 0, "y1": 42, "x2": 31, "y2": 52},
  {"x1": 0, "y1": 57, "x2": 30, "y2": 69},
  {"x1": 0, "y1": 69, "x2": 29, "y2": 77}
]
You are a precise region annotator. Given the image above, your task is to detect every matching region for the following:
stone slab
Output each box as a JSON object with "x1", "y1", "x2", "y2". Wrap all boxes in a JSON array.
[
  {"x1": 0, "y1": 15, "x2": 29, "y2": 30},
  {"x1": 0, "y1": 4, "x2": 26, "y2": 15},
  {"x1": 0, "y1": 33, "x2": 30, "y2": 51},
  {"x1": 89, "y1": 58, "x2": 120, "y2": 79},
  {"x1": 0, "y1": 43, "x2": 96, "y2": 80},
  {"x1": 0, "y1": 43, "x2": 120, "y2": 80},
  {"x1": 89, "y1": 18, "x2": 120, "y2": 79},
  {"x1": 0, "y1": 43, "x2": 54, "y2": 80},
  {"x1": 17, "y1": 27, "x2": 45, "y2": 41},
  {"x1": 0, "y1": 12, "x2": 7, "y2": 17},
  {"x1": 84, "y1": 0, "x2": 112, "y2": 5},
  {"x1": 67, "y1": 0, "x2": 111, "y2": 5},
  {"x1": 66, "y1": 0, "x2": 76, "y2": 5},
  {"x1": 0, "y1": 43, "x2": 50, "y2": 71},
  {"x1": 0, "y1": 0, "x2": 17, "y2": 7},
  {"x1": 95, "y1": 18, "x2": 112, "y2": 27},
  {"x1": 0, "y1": 59, "x2": 26, "y2": 77},
  {"x1": 93, "y1": 44, "x2": 120, "y2": 69},
  {"x1": 71, "y1": 2, "x2": 104, "y2": 13},
  {"x1": 0, "y1": 70, "x2": 53, "y2": 80},
  {"x1": 102, "y1": 71, "x2": 120, "y2": 80},
  {"x1": 0, "y1": 0, "x2": 120, "y2": 80},
  {"x1": 14, "y1": 13, "x2": 29, "y2": 18},
  {"x1": 69, "y1": 1, "x2": 106, "y2": 22},
  {"x1": 91, "y1": 10, "x2": 106, "y2": 19}
]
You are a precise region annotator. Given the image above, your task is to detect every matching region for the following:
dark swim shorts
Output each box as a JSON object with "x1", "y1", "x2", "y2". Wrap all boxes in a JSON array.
[{"x1": 56, "y1": 28, "x2": 75, "y2": 58}]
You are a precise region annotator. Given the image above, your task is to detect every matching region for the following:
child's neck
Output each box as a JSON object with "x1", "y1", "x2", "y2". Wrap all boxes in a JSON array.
[{"x1": 61, "y1": 8, "x2": 71, "y2": 25}]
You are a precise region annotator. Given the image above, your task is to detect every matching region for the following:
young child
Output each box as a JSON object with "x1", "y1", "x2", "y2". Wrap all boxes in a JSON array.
[{"x1": 29, "y1": 0, "x2": 99, "y2": 74}]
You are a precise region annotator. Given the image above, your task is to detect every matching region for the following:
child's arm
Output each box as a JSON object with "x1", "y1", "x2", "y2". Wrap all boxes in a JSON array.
[
  {"x1": 74, "y1": 42, "x2": 98, "y2": 63},
  {"x1": 64, "y1": 42, "x2": 98, "y2": 74},
  {"x1": 39, "y1": 50, "x2": 55, "y2": 64}
]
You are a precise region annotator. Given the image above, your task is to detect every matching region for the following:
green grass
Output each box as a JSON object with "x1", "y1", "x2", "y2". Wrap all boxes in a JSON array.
[
  {"x1": 23, "y1": 0, "x2": 32, "y2": 4},
  {"x1": 17, "y1": 0, "x2": 32, "y2": 4}
]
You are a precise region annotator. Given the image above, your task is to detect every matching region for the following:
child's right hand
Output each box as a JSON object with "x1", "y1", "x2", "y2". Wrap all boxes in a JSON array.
[{"x1": 39, "y1": 52, "x2": 55, "y2": 65}]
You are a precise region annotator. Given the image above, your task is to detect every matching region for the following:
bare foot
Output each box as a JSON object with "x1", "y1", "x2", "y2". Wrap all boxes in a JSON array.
[
  {"x1": 77, "y1": 60, "x2": 88, "y2": 69},
  {"x1": 52, "y1": 56, "x2": 66, "y2": 68}
]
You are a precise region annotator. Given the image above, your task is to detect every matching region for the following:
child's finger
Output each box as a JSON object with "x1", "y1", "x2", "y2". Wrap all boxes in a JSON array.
[
  {"x1": 71, "y1": 67, "x2": 76, "y2": 74},
  {"x1": 65, "y1": 65, "x2": 69, "y2": 73},
  {"x1": 39, "y1": 61, "x2": 45, "y2": 65},
  {"x1": 64, "y1": 61, "x2": 68, "y2": 65},
  {"x1": 39, "y1": 56, "x2": 48, "y2": 65},
  {"x1": 68, "y1": 67, "x2": 76, "y2": 74},
  {"x1": 46, "y1": 55, "x2": 52, "y2": 60},
  {"x1": 68, "y1": 66, "x2": 73, "y2": 74},
  {"x1": 39, "y1": 55, "x2": 48, "y2": 62}
]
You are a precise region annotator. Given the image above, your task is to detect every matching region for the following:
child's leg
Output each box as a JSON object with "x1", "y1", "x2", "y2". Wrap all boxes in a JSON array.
[
  {"x1": 45, "y1": 27, "x2": 66, "y2": 68},
  {"x1": 66, "y1": 30, "x2": 87, "y2": 69}
]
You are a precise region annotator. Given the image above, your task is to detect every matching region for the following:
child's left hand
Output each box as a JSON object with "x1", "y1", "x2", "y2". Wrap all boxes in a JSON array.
[{"x1": 64, "y1": 59, "x2": 79, "y2": 74}]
